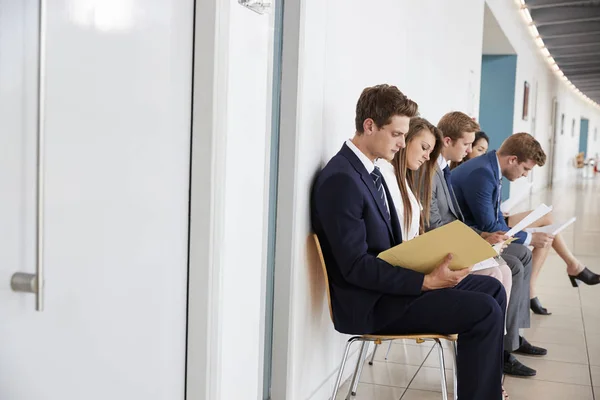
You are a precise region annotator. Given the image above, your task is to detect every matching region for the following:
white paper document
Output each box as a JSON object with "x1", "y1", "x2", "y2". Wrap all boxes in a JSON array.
[
  {"x1": 526, "y1": 217, "x2": 576, "y2": 236},
  {"x1": 472, "y1": 257, "x2": 500, "y2": 272},
  {"x1": 500, "y1": 182, "x2": 533, "y2": 214},
  {"x1": 506, "y1": 203, "x2": 553, "y2": 237},
  {"x1": 492, "y1": 237, "x2": 518, "y2": 255}
]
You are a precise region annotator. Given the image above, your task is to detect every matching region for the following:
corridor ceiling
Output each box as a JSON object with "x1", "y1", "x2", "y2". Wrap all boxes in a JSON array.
[{"x1": 525, "y1": 0, "x2": 600, "y2": 104}]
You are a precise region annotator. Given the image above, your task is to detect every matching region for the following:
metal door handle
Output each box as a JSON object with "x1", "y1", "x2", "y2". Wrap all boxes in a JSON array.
[{"x1": 11, "y1": 0, "x2": 46, "y2": 311}]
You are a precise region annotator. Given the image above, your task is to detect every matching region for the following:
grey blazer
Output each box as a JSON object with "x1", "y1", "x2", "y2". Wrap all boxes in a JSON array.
[{"x1": 428, "y1": 165, "x2": 466, "y2": 231}]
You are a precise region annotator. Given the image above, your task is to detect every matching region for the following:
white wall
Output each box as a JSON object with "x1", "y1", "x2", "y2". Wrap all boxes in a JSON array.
[{"x1": 217, "y1": 3, "x2": 273, "y2": 399}]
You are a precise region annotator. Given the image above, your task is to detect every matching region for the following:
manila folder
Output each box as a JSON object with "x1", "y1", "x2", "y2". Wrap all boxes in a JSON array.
[{"x1": 378, "y1": 220, "x2": 498, "y2": 274}]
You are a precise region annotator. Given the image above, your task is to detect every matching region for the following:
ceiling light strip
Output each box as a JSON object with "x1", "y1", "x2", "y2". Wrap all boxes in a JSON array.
[{"x1": 516, "y1": 1, "x2": 600, "y2": 109}]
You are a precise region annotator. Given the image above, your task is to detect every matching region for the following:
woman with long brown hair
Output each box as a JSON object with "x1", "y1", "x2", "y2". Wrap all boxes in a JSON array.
[{"x1": 376, "y1": 118, "x2": 442, "y2": 238}]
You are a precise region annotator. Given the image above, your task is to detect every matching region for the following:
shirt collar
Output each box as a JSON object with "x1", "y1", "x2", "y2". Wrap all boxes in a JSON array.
[
  {"x1": 437, "y1": 154, "x2": 448, "y2": 170},
  {"x1": 346, "y1": 139, "x2": 375, "y2": 174}
]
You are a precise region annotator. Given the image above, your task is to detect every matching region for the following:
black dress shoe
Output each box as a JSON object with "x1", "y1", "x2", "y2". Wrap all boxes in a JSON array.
[
  {"x1": 503, "y1": 354, "x2": 536, "y2": 377},
  {"x1": 530, "y1": 297, "x2": 551, "y2": 315},
  {"x1": 514, "y1": 337, "x2": 547, "y2": 356},
  {"x1": 569, "y1": 267, "x2": 600, "y2": 287}
]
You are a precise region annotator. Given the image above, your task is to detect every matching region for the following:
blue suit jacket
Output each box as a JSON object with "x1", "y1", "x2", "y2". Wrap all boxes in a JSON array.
[
  {"x1": 311, "y1": 143, "x2": 425, "y2": 334},
  {"x1": 451, "y1": 151, "x2": 528, "y2": 244}
]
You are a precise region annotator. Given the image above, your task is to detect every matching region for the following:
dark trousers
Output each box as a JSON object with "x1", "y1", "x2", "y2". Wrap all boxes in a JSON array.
[{"x1": 376, "y1": 275, "x2": 506, "y2": 400}]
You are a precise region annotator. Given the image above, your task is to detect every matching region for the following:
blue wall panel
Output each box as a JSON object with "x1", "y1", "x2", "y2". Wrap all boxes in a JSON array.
[{"x1": 479, "y1": 55, "x2": 517, "y2": 201}]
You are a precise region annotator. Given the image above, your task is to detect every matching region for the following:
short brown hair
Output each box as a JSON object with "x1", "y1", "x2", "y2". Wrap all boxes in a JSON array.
[
  {"x1": 355, "y1": 84, "x2": 418, "y2": 133},
  {"x1": 437, "y1": 111, "x2": 480, "y2": 141},
  {"x1": 498, "y1": 133, "x2": 546, "y2": 166}
]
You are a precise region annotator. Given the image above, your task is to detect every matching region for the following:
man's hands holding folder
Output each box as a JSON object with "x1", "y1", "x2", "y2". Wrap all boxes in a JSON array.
[{"x1": 422, "y1": 254, "x2": 473, "y2": 291}]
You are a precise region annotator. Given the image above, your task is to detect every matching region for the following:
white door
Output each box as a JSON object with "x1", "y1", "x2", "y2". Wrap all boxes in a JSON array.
[{"x1": 0, "y1": 1, "x2": 193, "y2": 399}]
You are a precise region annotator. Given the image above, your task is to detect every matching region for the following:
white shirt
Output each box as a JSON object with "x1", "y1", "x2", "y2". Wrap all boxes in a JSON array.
[
  {"x1": 345, "y1": 139, "x2": 389, "y2": 214},
  {"x1": 437, "y1": 154, "x2": 448, "y2": 171},
  {"x1": 376, "y1": 159, "x2": 422, "y2": 240}
]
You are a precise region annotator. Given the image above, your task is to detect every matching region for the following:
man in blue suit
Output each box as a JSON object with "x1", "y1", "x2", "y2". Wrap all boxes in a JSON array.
[
  {"x1": 311, "y1": 84, "x2": 506, "y2": 400},
  {"x1": 452, "y1": 132, "x2": 600, "y2": 315}
]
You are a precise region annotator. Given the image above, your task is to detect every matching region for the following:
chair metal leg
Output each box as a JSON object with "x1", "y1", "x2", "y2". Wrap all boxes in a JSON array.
[
  {"x1": 384, "y1": 340, "x2": 393, "y2": 360},
  {"x1": 346, "y1": 341, "x2": 368, "y2": 399},
  {"x1": 451, "y1": 341, "x2": 458, "y2": 400},
  {"x1": 434, "y1": 339, "x2": 449, "y2": 400},
  {"x1": 331, "y1": 337, "x2": 359, "y2": 400},
  {"x1": 368, "y1": 342, "x2": 378, "y2": 365}
]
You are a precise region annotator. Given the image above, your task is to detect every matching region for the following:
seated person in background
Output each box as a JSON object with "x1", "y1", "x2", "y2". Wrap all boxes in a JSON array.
[
  {"x1": 450, "y1": 130, "x2": 489, "y2": 169},
  {"x1": 451, "y1": 132, "x2": 600, "y2": 315},
  {"x1": 451, "y1": 132, "x2": 600, "y2": 316},
  {"x1": 311, "y1": 84, "x2": 506, "y2": 400},
  {"x1": 430, "y1": 112, "x2": 543, "y2": 378}
]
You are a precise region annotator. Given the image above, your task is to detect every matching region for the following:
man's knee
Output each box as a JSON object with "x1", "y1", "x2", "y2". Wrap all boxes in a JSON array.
[
  {"x1": 479, "y1": 275, "x2": 506, "y2": 306},
  {"x1": 511, "y1": 262, "x2": 524, "y2": 280},
  {"x1": 475, "y1": 293, "x2": 505, "y2": 329}
]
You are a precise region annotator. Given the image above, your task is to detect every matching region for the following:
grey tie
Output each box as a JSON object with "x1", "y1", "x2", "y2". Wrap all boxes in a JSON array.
[
  {"x1": 371, "y1": 166, "x2": 390, "y2": 220},
  {"x1": 497, "y1": 179, "x2": 503, "y2": 219}
]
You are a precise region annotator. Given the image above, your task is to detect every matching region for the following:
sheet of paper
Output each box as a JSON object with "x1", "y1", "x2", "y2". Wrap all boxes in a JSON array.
[
  {"x1": 500, "y1": 182, "x2": 533, "y2": 214},
  {"x1": 378, "y1": 220, "x2": 498, "y2": 274},
  {"x1": 492, "y1": 237, "x2": 518, "y2": 255},
  {"x1": 525, "y1": 217, "x2": 576, "y2": 236},
  {"x1": 506, "y1": 203, "x2": 553, "y2": 237},
  {"x1": 472, "y1": 257, "x2": 500, "y2": 272}
]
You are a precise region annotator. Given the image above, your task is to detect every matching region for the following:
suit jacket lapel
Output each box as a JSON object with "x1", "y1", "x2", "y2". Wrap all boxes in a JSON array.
[
  {"x1": 382, "y1": 178, "x2": 402, "y2": 245},
  {"x1": 359, "y1": 169, "x2": 395, "y2": 241},
  {"x1": 436, "y1": 166, "x2": 459, "y2": 219},
  {"x1": 487, "y1": 151, "x2": 501, "y2": 216},
  {"x1": 341, "y1": 144, "x2": 395, "y2": 241}
]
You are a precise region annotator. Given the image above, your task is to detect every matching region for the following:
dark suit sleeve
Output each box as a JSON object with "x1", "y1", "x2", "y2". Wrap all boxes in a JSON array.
[
  {"x1": 315, "y1": 173, "x2": 425, "y2": 296},
  {"x1": 461, "y1": 169, "x2": 508, "y2": 231},
  {"x1": 461, "y1": 170, "x2": 527, "y2": 244}
]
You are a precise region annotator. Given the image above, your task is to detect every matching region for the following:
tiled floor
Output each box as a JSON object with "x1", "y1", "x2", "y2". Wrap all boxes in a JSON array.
[{"x1": 337, "y1": 174, "x2": 600, "y2": 399}]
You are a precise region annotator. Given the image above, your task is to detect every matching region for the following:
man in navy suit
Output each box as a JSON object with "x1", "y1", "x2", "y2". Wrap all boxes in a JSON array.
[
  {"x1": 311, "y1": 84, "x2": 506, "y2": 400},
  {"x1": 452, "y1": 132, "x2": 600, "y2": 315}
]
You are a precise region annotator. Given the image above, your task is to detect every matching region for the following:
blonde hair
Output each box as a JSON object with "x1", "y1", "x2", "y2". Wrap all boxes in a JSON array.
[{"x1": 437, "y1": 111, "x2": 480, "y2": 141}]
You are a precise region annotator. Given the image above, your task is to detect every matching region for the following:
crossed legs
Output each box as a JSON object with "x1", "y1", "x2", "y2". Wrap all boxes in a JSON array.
[{"x1": 508, "y1": 210, "x2": 582, "y2": 299}]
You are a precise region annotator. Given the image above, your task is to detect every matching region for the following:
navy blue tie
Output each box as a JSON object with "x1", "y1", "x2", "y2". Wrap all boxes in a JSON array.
[
  {"x1": 371, "y1": 167, "x2": 390, "y2": 220},
  {"x1": 443, "y1": 166, "x2": 461, "y2": 216}
]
